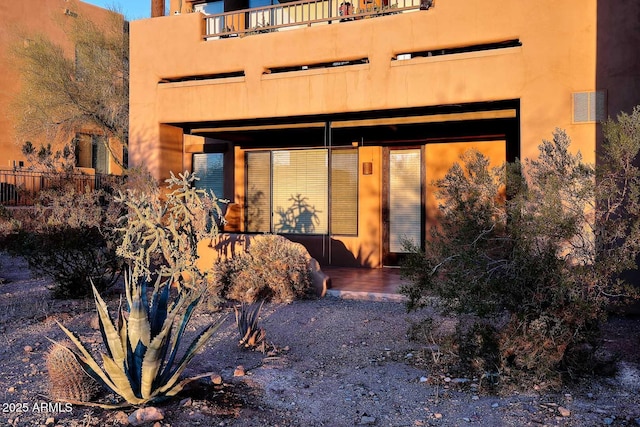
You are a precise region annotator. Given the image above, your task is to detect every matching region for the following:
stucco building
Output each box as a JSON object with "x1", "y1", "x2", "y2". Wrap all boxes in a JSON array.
[
  {"x1": 0, "y1": 0, "x2": 125, "y2": 176},
  {"x1": 129, "y1": 0, "x2": 640, "y2": 268}
]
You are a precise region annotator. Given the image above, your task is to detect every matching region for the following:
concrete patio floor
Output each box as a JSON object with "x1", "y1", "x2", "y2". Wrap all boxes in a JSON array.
[{"x1": 321, "y1": 266, "x2": 408, "y2": 302}]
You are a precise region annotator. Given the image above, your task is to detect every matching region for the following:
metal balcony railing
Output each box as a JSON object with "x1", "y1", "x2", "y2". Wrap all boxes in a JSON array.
[
  {"x1": 203, "y1": 0, "x2": 427, "y2": 39},
  {"x1": 0, "y1": 169, "x2": 122, "y2": 207}
]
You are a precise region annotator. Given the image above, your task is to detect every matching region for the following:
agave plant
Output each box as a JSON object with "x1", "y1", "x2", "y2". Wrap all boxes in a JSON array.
[
  {"x1": 55, "y1": 271, "x2": 224, "y2": 406},
  {"x1": 234, "y1": 300, "x2": 266, "y2": 351}
]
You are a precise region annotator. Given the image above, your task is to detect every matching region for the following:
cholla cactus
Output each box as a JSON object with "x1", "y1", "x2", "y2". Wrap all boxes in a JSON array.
[{"x1": 115, "y1": 171, "x2": 227, "y2": 291}]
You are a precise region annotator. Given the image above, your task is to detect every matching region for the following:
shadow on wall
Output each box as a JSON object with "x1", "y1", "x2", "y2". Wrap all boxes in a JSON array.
[{"x1": 274, "y1": 193, "x2": 322, "y2": 234}]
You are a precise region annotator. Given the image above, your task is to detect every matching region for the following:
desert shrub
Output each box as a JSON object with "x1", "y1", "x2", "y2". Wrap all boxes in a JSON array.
[
  {"x1": 7, "y1": 179, "x2": 124, "y2": 299},
  {"x1": 14, "y1": 226, "x2": 120, "y2": 298},
  {"x1": 400, "y1": 108, "x2": 640, "y2": 388},
  {"x1": 214, "y1": 234, "x2": 314, "y2": 303}
]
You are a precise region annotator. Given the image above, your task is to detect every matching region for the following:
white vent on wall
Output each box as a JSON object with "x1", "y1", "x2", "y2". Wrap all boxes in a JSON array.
[{"x1": 573, "y1": 91, "x2": 606, "y2": 123}]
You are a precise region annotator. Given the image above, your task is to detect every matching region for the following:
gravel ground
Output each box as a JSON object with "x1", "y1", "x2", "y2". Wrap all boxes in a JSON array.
[{"x1": 0, "y1": 253, "x2": 639, "y2": 427}]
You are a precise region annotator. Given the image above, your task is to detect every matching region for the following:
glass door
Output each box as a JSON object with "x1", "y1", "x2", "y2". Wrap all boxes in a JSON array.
[{"x1": 383, "y1": 147, "x2": 423, "y2": 265}]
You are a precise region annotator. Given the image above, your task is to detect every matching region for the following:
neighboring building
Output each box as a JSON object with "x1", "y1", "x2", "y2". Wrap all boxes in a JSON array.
[
  {"x1": 0, "y1": 0, "x2": 125, "y2": 175},
  {"x1": 129, "y1": 0, "x2": 640, "y2": 268}
]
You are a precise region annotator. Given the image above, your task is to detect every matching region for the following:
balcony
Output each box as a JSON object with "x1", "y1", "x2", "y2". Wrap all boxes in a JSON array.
[{"x1": 201, "y1": 0, "x2": 430, "y2": 39}]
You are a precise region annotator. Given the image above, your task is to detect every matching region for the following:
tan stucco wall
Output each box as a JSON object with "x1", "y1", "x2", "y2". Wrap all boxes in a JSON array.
[
  {"x1": 0, "y1": 1, "x2": 123, "y2": 171},
  {"x1": 130, "y1": 0, "x2": 640, "y2": 267},
  {"x1": 131, "y1": 0, "x2": 606, "y2": 169}
]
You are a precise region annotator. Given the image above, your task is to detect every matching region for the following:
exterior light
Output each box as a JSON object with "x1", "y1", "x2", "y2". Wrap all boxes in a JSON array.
[{"x1": 363, "y1": 162, "x2": 373, "y2": 175}]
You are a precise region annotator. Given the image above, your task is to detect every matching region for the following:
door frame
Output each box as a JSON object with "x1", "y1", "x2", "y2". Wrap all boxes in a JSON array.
[{"x1": 382, "y1": 145, "x2": 426, "y2": 266}]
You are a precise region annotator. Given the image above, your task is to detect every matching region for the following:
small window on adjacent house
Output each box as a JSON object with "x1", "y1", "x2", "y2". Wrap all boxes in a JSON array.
[
  {"x1": 573, "y1": 91, "x2": 606, "y2": 123},
  {"x1": 75, "y1": 133, "x2": 109, "y2": 173}
]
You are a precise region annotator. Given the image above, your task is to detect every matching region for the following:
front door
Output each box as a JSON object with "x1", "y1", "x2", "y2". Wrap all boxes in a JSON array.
[{"x1": 383, "y1": 147, "x2": 424, "y2": 265}]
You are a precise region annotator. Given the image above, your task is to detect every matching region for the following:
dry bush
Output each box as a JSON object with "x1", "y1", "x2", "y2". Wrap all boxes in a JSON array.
[
  {"x1": 401, "y1": 109, "x2": 640, "y2": 388},
  {"x1": 214, "y1": 234, "x2": 314, "y2": 303}
]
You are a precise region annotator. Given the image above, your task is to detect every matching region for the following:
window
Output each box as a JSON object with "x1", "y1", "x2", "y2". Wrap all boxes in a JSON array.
[
  {"x1": 573, "y1": 91, "x2": 606, "y2": 123},
  {"x1": 246, "y1": 148, "x2": 358, "y2": 235},
  {"x1": 75, "y1": 133, "x2": 109, "y2": 173},
  {"x1": 330, "y1": 149, "x2": 358, "y2": 235},
  {"x1": 272, "y1": 150, "x2": 328, "y2": 234},
  {"x1": 246, "y1": 151, "x2": 271, "y2": 233},
  {"x1": 193, "y1": 1, "x2": 224, "y2": 14},
  {"x1": 193, "y1": 153, "x2": 224, "y2": 198}
]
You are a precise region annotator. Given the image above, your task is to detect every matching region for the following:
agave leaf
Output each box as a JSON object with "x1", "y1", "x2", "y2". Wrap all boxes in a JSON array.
[
  {"x1": 150, "y1": 317, "x2": 174, "y2": 392},
  {"x1": 124, "y1": 270, "x2": 133, "y2": 311},
  {"x1": 117, "y1": 308, "x2": 128, "y2": 357},
  {"x1": 128, "y1": 285, "x2": 151, "y2": 352},
  {"x1": 149, "y1": 280, "x2": 170, "y2": 339},
  {"x1": 158, "y1": 296, "x2": 201, "y2": 385},
  {"x1": 125, "y1": 338, "x2": 146, "y2": 398},
  {"x1": 156, "y1": 318, "x2": 224, "y2": 395},
  {"x1": 139, "y1": 275, "x2": 150, "y2": 318},
  {"x1": 92, "y1": 284, "x2": 125, "y2": 365},
  {"x1": 55, "y1": 321, "x2": 119, "y2": 394},
  {"x1": 139, "y1": 322, "x2": 172, "y2": 398},
  {"x1": 162, "y1": 371, "x2": 218, "y2": 397},
  {"x1": 101, "y1": 353, "x2": 145, "y2": 405}
]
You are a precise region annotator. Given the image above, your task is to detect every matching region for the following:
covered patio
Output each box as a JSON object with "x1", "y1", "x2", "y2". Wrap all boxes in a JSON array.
[{"x1": 323, "y1": 266, "x2": 407, "y2": 301}]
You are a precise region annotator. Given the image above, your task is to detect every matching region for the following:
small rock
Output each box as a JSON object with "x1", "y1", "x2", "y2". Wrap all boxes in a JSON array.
[
  {"x1": 23, "y1": 346, "x2": 33, "y2": 353},
  {"x1": 152, "y1": 423, "x2": 161, "y2": 427},
  {"x1": 360, "y1": 416, "x2": 376, "y2": 425},
  {"x1": 472, "y1": 395, "x2": 479, "y2": 400},
  {"x1": 419, "y1": 376, "x2": 428, "y2": 383},
  {"x1": 211, "y1": 374, "x2": 223, "y2": 385},
  {"x1": 45, "y1": 417, "x2": 55, "y2": 425},
  {"x1": 180, "y1": 397, "x2": 192, "y2": 407},
  {"x1": 234, "y1": 365, "x2": 245, "y2": 377},
  {"x1": 127, "y1": 407, "x2": 164, "y2": 426},
  {"x1": 604, "y1": 418, "x2": 614, "y2": 425},
  {"x1": 616, "y1": 361, "x2": 640, "y2": 392},
  {"x1": 491, "y1": 403, "x2": 499, "y2": 408},
  {"x1": 113, "y1": 411, "x2": 129, "y2": 425},
  {"x1": 463, "y1": 417, "x2": 471, "y2": 422},
  {"x1": 444, "y1": 377, "x2": 451, "y2": 383},
  {"x1": 405, "y1": 353, "x2": 413, "y2": 359},
  {"x1": 90, "y1": 315, "x2": 100, "y2": 330},
  {"x1": 434, "y1": 413, "x2": 443, "y2": 419},
  {"x1": 558, "y1": 407, "x2": 570, "y2": 417},
  {"x1": 7, "y1": 387, "x2": 15, "y2": 393}
]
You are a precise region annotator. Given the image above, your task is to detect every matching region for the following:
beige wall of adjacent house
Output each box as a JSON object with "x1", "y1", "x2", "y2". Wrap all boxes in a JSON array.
[
  {"x1": 130, "y1": 0, "x2": 640, "y2": 267},
  {"x1": 0, "y1": 0, "x2": 123, "y2": 172}
]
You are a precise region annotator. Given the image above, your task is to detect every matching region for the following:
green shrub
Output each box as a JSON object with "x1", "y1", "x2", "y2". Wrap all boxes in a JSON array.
[
  {"x1": 214, "y1": 234, "x2": 314, "y2": 303},
  {"x1": 400, "y1": 108, "x2": 640, "y2": 387}
]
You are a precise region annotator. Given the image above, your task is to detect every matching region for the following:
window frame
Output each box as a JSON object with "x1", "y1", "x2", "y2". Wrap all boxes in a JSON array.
[{"x1": 244, "y1": 147, "x2": 359, "y2": 236}]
